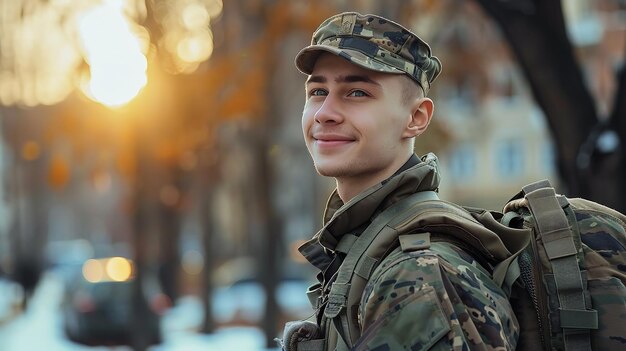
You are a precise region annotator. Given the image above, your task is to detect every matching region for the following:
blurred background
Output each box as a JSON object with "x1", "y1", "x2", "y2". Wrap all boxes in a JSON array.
[{"x1": 0, "y1": 0, "x2": 624, "y2": 350}]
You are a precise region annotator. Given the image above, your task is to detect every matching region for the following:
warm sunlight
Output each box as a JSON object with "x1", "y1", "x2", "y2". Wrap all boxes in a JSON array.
[
  {"x1": 0, "y1": 1, "x2": 83, "y2": 106},
  {"x1": 77, "y1": 0, "x2": 148, "y2": 108},
  {"x1": 0, "y1": 0, "x2": 221, "y2": 107}
]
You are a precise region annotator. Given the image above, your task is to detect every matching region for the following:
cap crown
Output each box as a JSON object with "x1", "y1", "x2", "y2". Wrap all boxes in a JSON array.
[{"x1": 296, "y1": 12, "x2": 441, "y2": 93}]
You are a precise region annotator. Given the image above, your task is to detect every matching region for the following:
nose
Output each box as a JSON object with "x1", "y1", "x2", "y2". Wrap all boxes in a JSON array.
[{"x1": 314, "y1": 94, "x2": 343, "y2": 124}]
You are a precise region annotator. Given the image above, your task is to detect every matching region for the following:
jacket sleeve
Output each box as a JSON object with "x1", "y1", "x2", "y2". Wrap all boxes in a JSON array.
[{"x1": 355, "y1": 243, "x2": 519, "y2": 351}]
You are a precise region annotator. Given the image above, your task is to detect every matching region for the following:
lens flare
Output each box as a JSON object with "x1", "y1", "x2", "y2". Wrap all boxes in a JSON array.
[{"x1": 77, "y1": 0, "x2": 148, "y2": 107}]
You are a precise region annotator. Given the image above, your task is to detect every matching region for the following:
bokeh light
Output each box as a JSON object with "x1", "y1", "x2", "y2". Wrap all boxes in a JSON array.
[
  {"x1": 82, "y1": 258, "x2": 104, "y2": 283},
  {"x1": 160, "y1": 185, "x2": 181, "y2": 207},
  {"x1": 182, "y1": 249, "x2": 204, "y2": 275},
  {"x1": 21, "y1": 141, "x2": 41, "y2": 161},
  {"x1": 106, "y1": 257, "x2": 133, "y2": 282},
  {"x1": 155, "y1": 0, "x2": 222, "y2": 74}
]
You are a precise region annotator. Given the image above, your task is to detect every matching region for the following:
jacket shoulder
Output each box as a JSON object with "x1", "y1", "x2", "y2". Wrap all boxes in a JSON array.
[{"x1": 358, "y1": 242, "x2": 519, "y2": 350}]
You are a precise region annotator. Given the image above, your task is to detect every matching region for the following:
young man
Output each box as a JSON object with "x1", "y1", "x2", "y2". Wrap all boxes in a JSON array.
[{"x1": 281, "y1": 12, "x2": 519, "y2": 351}]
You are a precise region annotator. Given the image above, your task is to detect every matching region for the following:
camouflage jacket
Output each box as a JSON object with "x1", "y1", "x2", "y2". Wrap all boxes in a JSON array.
[{"x1": 297, "y1": 153, "x2": 519, "y2": 350}]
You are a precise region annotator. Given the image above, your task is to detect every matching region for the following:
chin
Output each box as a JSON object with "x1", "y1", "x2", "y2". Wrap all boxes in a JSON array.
[
  {"x1": 314, "y1": 162, "x2": 358, "y2": 178},
  {"x1": 313, "y1": 163, "x2": 345, "y2": 178}
]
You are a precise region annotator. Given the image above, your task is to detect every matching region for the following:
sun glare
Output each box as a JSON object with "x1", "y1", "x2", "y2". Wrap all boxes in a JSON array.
[
  {"x1": 77, "y1": 0, "x2": 148, "y2": 108},
  {"x1": 0, "y1": 0, "x2": 221, "y2": 107}
]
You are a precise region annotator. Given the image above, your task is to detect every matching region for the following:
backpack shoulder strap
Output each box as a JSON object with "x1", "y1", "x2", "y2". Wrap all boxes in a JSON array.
[
  {"x1": 327, "y1": 190, "x2": 516, "y2": 350},
  {"x1": 522, "y1": 179, "x2": 597, "y2": 350},
  {"x1": 325, "y1": 190, "x2": 439, "y2": 350}
]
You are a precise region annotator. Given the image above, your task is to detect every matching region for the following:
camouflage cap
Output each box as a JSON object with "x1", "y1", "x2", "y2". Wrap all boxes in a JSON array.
[{"x1": 295, "y1": 12, "x2": 442, "y2": 94}]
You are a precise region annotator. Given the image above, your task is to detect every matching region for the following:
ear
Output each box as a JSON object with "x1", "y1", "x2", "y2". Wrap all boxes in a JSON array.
[{"x1": 402, "y1": 97, "x2": 434, "y2": 138}]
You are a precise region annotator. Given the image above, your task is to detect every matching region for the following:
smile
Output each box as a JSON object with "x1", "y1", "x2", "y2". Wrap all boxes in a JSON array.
[
  {"x1": 313, "y1": 134, "x2": 355, "y2": 149},
  {"x1": 315, "y1": 139, "x2": 353, "y2": 147}
]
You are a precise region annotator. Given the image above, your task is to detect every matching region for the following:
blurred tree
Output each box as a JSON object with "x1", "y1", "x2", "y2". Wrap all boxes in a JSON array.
[
  {"x1": 138, "y1": 1, "x2": 452, "y2": 346},
  {"x1": 206, "y1": 0, "x2": 335, "y2": 345},
  {"x1": 1, "y1": 108, "x2": 50, "y2": 308},
  {"x1": 474, "y1": 0, "x2": 626, "y2": 212},
  {"x1": 0, "y1": 1, "x2": 455, "y2": 349}
]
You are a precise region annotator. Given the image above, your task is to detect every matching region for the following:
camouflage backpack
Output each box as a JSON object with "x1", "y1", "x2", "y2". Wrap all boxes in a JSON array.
[
  {"x1": 493, "y1": 179, "x2": 626, "y2": 350},
  {"x1": 289, "y1": 179, "x2": 626, "y2": 351}
]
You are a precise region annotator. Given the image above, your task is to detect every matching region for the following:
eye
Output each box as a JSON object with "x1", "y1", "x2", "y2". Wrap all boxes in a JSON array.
[
  {"x1": 309, "y1": 88, "x2": 327, "y2": 97},
  {"x1": 348, "y1": 90, "x2": 368, "y2": 97}
]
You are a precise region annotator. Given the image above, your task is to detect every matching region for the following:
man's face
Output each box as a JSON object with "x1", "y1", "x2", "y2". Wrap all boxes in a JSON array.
[{"x1": 302, "y1": 53, "x2": 417, "y2": 183}]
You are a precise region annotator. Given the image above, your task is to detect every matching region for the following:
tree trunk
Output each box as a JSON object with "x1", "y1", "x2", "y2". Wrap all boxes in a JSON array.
[
  {"x1": 473, "y1": 0, "x2": 626, "y2": 212},
  {"x1": 130, "y1": 117, "x2": 152, "y2": 351},
  {"x1": 199, "y1": 161, "x2": 216, "y2": 334},
  {"x1": 157, "y1": 170, "x2": 183, "y2": 303}
]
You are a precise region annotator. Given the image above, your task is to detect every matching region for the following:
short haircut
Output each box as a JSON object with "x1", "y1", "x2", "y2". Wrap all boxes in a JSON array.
[{"x1": 400, "y1": 75, "x2": 424, "y2": 105}]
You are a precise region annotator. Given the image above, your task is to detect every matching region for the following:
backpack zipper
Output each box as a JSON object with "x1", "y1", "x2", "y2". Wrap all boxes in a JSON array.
[{"x1": 522, "y1": 224, "x2": 551, "y2": 350}]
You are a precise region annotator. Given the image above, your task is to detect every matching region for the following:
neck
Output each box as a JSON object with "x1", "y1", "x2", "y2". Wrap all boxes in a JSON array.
[
  {"x1": 336, "y1": 154, "x2": 414, "y2": 203},
  {"x1": 336, "y1": 178, "x2": 375, "y2": 204}
]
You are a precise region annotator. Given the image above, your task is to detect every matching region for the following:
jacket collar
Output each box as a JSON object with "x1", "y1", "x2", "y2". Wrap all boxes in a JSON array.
[{"x1": 299, "y1": 153, "x2": 441, "y2": 263}]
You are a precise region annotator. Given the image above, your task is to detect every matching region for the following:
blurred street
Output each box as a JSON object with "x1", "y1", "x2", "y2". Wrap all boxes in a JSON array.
[
  {"x1": 0, "y1": 271, "x2": 278, "y2": 351},
  {"x1": 1, "y1": 0, "x2": 624, "y2": 350}
]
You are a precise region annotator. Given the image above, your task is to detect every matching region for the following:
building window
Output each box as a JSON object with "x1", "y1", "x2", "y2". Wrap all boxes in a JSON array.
[
  {"x1": 495, "y1": 139, "x2": 525, "y2": 177},
  {"x1": 449, "y1": 143, "x2": 476, "y2": 181},
  {"x1": 491, "y1": 64, "x2": 517, "y2": 100}
]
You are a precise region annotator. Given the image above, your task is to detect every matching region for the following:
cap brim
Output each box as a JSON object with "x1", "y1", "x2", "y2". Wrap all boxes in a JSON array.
[{"x1": 295, "y1": 45, "x2": 404, "y2": 76}]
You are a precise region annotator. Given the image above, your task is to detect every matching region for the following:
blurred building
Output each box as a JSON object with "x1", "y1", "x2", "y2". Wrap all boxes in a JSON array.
[
  {"x1": 430, "y1": 0, "x2": 558, "y2": 208},
  {"x1": 420, "y1": 0, "x2": 624, "y2": 209}
]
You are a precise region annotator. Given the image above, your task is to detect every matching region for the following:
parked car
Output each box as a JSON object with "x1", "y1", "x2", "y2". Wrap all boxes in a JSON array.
[
  {"x1": 62, "y1": 257, "x2": 171, "y2": 347},
  {"x1": 211, "y1": 257, "x2": 314, "y2": 327}
]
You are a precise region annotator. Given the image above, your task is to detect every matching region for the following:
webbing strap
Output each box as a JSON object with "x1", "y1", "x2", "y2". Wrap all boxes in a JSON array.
[
  {"x1": 335, "y1": 234, "x2": 358, "y2": 254},
  {"x1": 333, "y1": 316, "x2": 352, "y2": 351},
  {"x1": 296, "y1": 339, "x2": 325, "y2": 351},
  {"x1": 501, "y1": 256, "x2": 520, "y2": 297},
  {"x1": 325, "y1": 190, "x2": 439, "y2": 348},
  {"x1": 522, "y1": 179, "x2": 552, "y2": 193},
  {"x1": 306, "y1": 283, "x2": 322, "y2": 310},
  {"x1": 333, "y1": 319, "x2": 351, "y2": 351},
  {"x1": 560, "y1": 309, "x2": 598, "y2": 329},
  {"x1": 354, "y1": 255, "x2": 378, "y2": 280},
  {"x1": 492, "y1": 210, "x2": 530, "y2": 295},
  {"x1": 399, "y1": 232, "x2": 431, "y2": 252},
  {"x1": 492, "y1": 237, "x2": 527, "y2": 295},
  {"x1": 523, "y1": 180, "x2": 597, "y2": 351}
]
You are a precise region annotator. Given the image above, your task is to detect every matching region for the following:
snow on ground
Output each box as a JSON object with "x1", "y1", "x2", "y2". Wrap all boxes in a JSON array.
[{"x1": 0, "y1": 272, "x2": 279, "y2": 351}]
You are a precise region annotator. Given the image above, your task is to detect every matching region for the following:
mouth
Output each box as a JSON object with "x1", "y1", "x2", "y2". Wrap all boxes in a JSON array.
[
  {"x1": 313, "y1": 132, "x2": 354, "y2": 141},
  {"x1": 313, "y1": 134, "x2": 355, "y2": 147}
]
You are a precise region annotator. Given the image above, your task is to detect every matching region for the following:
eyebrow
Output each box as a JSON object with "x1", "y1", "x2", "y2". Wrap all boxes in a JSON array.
[{"x1": 306, "y1": 74, "x2": 381, "y2": 87}]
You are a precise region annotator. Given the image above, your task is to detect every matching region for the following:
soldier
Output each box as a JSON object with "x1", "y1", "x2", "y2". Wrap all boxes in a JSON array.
[{"x1": 280, "y1": 12, "x2": 519, "y2": 351}]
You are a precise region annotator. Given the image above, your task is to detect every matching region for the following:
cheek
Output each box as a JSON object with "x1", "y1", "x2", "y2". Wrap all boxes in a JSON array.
[
  {"x1": 301, "y1": 108, "x2": 314, "y2": 136},
  {"x1": 369, "y1": 111, "x2": 409, "y2": 143},
  {"x1": 302, "y1": 103, "x2": 316, "y2": 128}
]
